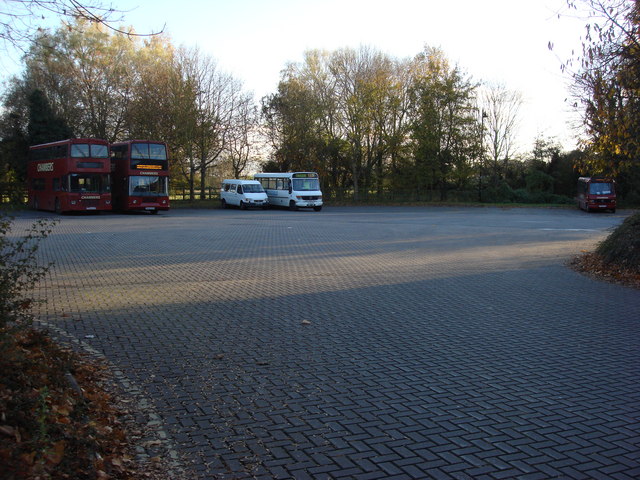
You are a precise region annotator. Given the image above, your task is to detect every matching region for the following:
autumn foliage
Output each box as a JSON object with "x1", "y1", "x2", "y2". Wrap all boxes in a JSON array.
[
  {"x1": 596, "y1": 211, "x2": 640, "y2": 272},
  {"x1": 0, "y1": 329, "x2": 138, "y2": 479},
  {"x1": 571, "y1": 210, "x2": 640, "y2": 288}
]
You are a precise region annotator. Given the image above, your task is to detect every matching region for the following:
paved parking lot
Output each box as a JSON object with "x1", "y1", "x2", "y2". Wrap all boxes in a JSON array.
[{"x1": 15, "y1": 206, "x2": 640, "y2": 479}]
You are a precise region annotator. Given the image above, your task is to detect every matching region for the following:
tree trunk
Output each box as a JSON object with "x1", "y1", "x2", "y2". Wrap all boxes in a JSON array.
[
  {"x1": 199, "y1": 164, "x2": 207, "y2": 200},
  {"x1": 189, "y1": 164, "x2": 196, "y2": 201}
]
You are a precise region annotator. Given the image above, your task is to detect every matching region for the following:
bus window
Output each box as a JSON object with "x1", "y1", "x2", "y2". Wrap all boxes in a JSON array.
[
  {"x1": 130, "y1": 143, "x2": 167, "y2": 160},
  {"x1": 293, "y1": 178, "x2": 320, "y2": 191},
  {"x1": 69, "y1": 174, "x2": 105, "y2": 193},
  {"x1": 149, "y1": 144, "x2": 167, "y2": 160},
  {"x1": 71, "y1": 144, "x2": 91, "y2": 158},
  {"x1": 129, "y1": 176, "x2": 166, "y2": 195},
  {"x1": 131, "y1": 143, "x2": 150, "y2": 159},
  {"x1": 32, "y1": 178, "x2": 46, "y2": 191},
  {"x1": 91, "y1": 144, "x2": 109, "y2": 158},
  {"x1": 589, "y1": 183, "x2": 613, "y2": 195},
  {"x1": 70, "y1": 143, "x2": 108, "y2": 158}
]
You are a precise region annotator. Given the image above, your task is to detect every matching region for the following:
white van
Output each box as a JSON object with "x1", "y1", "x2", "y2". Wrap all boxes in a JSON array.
[{"x1": 220, "y1": 180, "x2": 269, "y2": 209}]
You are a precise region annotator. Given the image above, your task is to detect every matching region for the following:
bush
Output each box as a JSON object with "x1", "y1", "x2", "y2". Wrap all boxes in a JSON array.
[
  {"x1": 0, "y1": 214, "x2": 56, "y2": 332},
  {"x1": 525, "y1": 170, "x2": 555, "y2": 193},
  {"x1": 483, "y1": 182, "x2": 516, "y2": 203},
  {"x1": 512, "y1": 189, "x2": 574, "y2": 205},
  {"x1": 596, "y1": 211, "x2": 640, "y2": 272}
]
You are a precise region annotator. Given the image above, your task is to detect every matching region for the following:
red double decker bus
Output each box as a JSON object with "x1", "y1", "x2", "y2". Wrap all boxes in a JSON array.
[
  {"x1": 110, "y1": 140, "x2": 170, "y2": 214},
  {"x1": 27, "y1": 138, "x2": 112, "y2": 213},
  {"x1": 577, "y1": 177, "x2": 617, "y2": 213}
]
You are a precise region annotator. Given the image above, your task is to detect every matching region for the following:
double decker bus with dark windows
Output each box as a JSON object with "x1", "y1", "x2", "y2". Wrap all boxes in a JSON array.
[
  {"x1": 27, "y1": 138, "x2": 112, "y2": 214},
  {"x1": 110, "y1": 140, "x2": 170, "y2": 214}
]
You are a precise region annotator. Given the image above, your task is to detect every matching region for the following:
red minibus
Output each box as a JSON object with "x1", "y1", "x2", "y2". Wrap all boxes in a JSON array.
[
  {"x1": 27, "y1": 138, "x2": 112, "y2": 213},
  {"x1": 577, "y1": 177, "x2": 617, "y2": 213},
  {"x1": 109, "y1": 140, "x2": 170, "y2": 214}
]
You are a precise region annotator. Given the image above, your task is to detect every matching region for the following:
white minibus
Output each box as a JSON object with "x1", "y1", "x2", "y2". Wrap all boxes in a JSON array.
[
  {"x1": 254, "y1": 172, "x2": 323, "y2": 211},
  {"x1": 220, "y1": 179, "x2": 269, "y2": 209}
]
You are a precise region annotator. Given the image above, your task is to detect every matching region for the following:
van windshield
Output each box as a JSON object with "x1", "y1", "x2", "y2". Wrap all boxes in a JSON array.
[
  {"x1": 589, "y1": 183, "x2": 614, "y2": 195},
  {"x1": 292, "y1": 178, "x2": 320, "y2": 191},
  {"x1": 243, "y1": 184, "x2": 265, "y2": 193}
]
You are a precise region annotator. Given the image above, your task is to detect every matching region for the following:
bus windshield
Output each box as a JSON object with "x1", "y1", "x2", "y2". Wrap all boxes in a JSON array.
[
  {"x1": 69, "y1": 173, "x2": 110, "y2": 193},
  {"x1": 70, "y1": 144, "x2": 109, "y2": 158},
  {"x1": 131, "y1": 143, "x2": 167, "y2": 160},
  {"x1": 129, "y1": 176, "x2": 168, "y2": 195},
  {"x1": 292, "y1": 178, "x2": 320, "y2": 191},
  {"x1": 589, "y1": 183, "x2": 614, "y2": 195}
]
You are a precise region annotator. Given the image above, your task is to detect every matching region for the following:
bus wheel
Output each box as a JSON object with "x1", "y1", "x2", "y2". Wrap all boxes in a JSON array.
[
  {"x1": 289, "y1": 201, "x2": 298, "y2": 211},
  {"x1": 55, "y1": 198, "x2": 62, "y2": 214}
]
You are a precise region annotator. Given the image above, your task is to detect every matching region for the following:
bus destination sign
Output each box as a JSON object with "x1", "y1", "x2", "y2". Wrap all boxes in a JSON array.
[
  {"x1": 292, "y1": 172, "x2": 317, "y2": 178},
  {"x1": 136, "y1": 164, "x2": 162, "y2": 170}
]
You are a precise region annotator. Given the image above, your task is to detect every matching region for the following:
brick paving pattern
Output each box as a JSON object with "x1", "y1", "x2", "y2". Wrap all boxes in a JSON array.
[{"x1": 15, "y1": 206, "x2": 640, "y2": 479}]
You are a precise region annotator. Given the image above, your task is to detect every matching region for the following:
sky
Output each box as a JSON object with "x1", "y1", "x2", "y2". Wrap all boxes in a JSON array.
[{"x1": 5, "y1": 0, "x2": 590, "y2": 153}]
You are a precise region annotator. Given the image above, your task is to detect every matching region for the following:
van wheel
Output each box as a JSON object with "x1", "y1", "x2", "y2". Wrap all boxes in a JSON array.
[
  {"x1": 289, "y1": 201, "x2": 298, "y2": 211},
  {"x1": 239, "y1": 201, "x2": 246, "y2": 210},
  {"x1": 314, "y1": 206, "x2": 322, "y2": 212},
  {"x1": 221, "y1": 199, "x2": 227, "y2": 209}
]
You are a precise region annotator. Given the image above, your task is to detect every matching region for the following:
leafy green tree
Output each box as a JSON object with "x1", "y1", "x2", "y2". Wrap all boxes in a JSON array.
[
  {"x1": 329, "y1": 47, "x2": 394, "y2": 199},
  {"x1": 26, "y1": 89, "x2": 73, "y2": 145},
  {"x1": 548, "y1": 150, "x2": 581, "y2": 197},
  {"x1": 0, "y1": 84, "x2": 71, "y2": 196},
  {"x1": 0, "y1": 81, "x2": 30, "y2": 187},
  {"x1": 264, "y1": 45, "x2": 483, "y2": 201},
  {"x1": 25, "y1": 18, "x2": 137, "y2": 141},
  {"x1": 263, "y1": 64, "x2": 329, "y2": 173},
  {"x1": 409, "y1": 47, "x2": 477, "y2": 200}
]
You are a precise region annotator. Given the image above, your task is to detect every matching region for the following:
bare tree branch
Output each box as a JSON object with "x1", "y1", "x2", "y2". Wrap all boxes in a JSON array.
[{"x1": 0, "y1": 0, "x2": 163, "y2": 55}]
